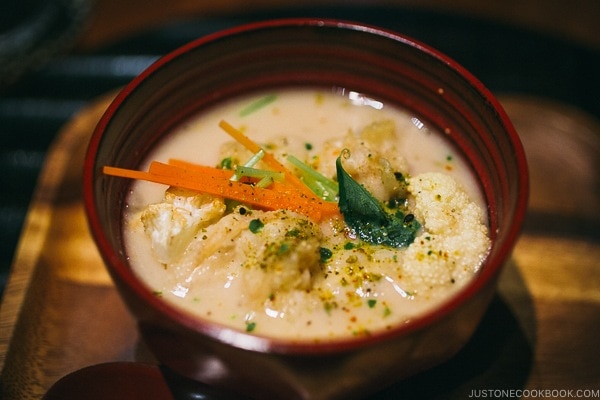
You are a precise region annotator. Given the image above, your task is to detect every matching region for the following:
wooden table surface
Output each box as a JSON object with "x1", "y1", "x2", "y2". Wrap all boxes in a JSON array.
[{"x1": 1, "y1": 2, "x2": 599, "y2": 399}]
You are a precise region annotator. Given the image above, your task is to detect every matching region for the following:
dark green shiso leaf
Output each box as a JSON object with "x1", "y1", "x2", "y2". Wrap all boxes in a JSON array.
[{"x1": 336, "y1": 150, "x2": 420, "y2": 248}]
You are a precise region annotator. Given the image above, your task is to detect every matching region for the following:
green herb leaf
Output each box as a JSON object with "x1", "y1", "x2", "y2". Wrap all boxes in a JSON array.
[
  {"x1": 336, "y1": 150, "x2": 420, "y2": 248},
  {"x1": 336, "y1": 151, "x2": 387, "y2": 225}
]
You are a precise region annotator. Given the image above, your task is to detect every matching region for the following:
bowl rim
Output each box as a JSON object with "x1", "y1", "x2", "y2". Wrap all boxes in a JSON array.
[{"x1": 83, "y1": 17, "x2": 529, "y2": 354}]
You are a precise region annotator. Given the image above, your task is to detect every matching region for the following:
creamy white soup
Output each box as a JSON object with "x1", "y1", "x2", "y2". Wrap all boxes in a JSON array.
[{"x1": 120, "y1": 88, "x2": 491, "y2": 341}]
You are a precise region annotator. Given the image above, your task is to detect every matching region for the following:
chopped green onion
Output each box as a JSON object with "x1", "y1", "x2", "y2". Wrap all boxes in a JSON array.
[
  {"x1": 256, "y1": 176, "x2": 274, "y2": 188},
  {"x1": 234, "y1": 166, "x2": 284, "y2": 182},
  {"x1": 239, "y1": 94, "x2": 277, "y2": 117},
  {"x1": 244, "y1": 149, "x2": 265, "y2": 167},
  {"x1": 231, "y1": 149, "x2": 265, "y2": 181},
  {"x1": 286, "y1": 155, "x2": 339, "y2": 201}
]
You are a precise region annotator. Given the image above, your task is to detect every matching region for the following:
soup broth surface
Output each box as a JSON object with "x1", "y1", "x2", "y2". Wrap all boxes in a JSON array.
[{"x1": 123, "y1": 88, "x2": 490, "y2": 340}]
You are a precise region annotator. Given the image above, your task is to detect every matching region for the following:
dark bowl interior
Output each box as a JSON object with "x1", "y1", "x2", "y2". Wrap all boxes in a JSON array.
[{"x1": 83, "y1": 19, "x2": 528, "y2": 354}]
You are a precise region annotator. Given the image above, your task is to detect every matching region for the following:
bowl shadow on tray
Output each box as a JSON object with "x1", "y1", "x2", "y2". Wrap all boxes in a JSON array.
[{"x1": 154, "y1": 258, "x2": 535, "y2": 400}]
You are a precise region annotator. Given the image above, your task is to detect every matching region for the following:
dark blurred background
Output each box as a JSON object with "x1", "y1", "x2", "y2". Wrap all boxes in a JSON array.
[{"x1": 1, "y1": 0, "x2": 599, "y2": 297}]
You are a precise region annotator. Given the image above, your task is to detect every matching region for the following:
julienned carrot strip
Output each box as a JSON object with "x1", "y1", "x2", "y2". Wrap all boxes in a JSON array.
[
  {"x1": 151, "y1": 161, "x2": 337, "y2": 220},
  {"x1": 218, "y1": 120, "x2": 262, "y2": 154},
  {"x1": 218, "y1": 120, "x2": 315, "y2": 197},
  {"x1": 103, "y1": 162, "x2": 339, "y2": 221},
  {"x1": 267, "y1": 182, "x2": 339, "y2": 218},
  {"x1": 164, "y1": 159, "x2": 234, "y2": 179},
  {"x1": 168, "y1": 159, "x2": 282, "y2": 184},
  {"x1": 168, "y1": 159, "x2": 258, "y2": 184},
  {"x1": 103, "y1": 166, "x2": 154, "y2": 181}
]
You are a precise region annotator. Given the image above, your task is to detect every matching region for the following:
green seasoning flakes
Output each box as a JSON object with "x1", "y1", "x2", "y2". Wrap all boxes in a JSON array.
[
  {"x1": 320, "y1": 247, "x2": 333, "y2": 262},
  {"x1": 220, "y1": 157, "x2": 233, "y2": 169},
  {"x1": 249, "y1": 219, "x2": 264, "y2": 233},
  {"x1": 246, "y1": 321, "x2": 257, "y2": 332},
  {"x1": 277, "y1": 243, "x2": 290, "y2": 255}
]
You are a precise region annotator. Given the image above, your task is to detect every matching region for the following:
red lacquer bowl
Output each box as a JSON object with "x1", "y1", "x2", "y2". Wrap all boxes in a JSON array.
[{"x1": 83, "y1": 19, "x2": 528, "y2": 399}]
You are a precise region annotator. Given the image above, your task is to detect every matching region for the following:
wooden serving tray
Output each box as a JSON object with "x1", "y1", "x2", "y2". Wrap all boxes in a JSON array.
[{"x1": 1, "y1": 92, "x2": 598, "y2": 399}]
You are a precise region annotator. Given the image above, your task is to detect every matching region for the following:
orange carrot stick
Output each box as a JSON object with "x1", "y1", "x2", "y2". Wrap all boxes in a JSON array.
[
  {"x1": 103, "y1": 163, "x2": 339, "y2": 221},
  {"x1": 167, "y1": 158, "x2": 234, "y2": 179},
  {"x1": 167, "y1": 159, "x2": 257, "y2": 185},
  {"x1": 103, "y1": 166, "x2": 155, "y2": 181}
]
